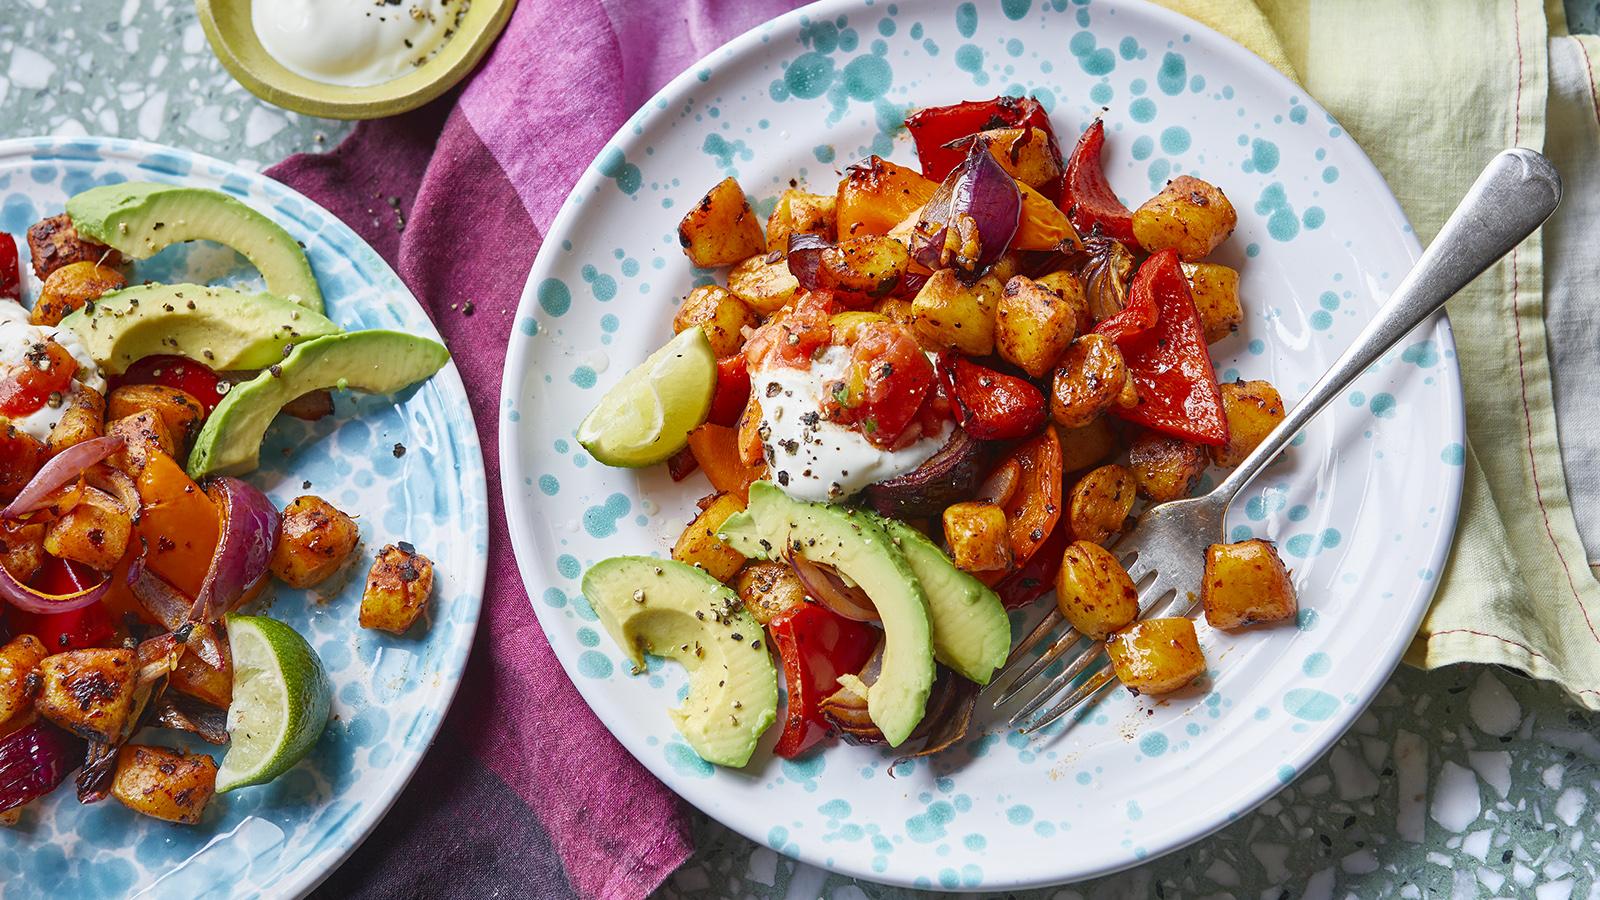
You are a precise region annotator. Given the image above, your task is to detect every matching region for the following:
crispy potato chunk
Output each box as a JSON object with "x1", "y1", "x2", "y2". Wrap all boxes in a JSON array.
[
  {"x1": 1132, "y1": 176, "x2": 1237, "y2": 262},
  {"x1": 911, "y1": 268, "x2": 1003, "y2": 355},
  {"x1": 0, "y1": 635, "x2": 47, "y2": 726},
  {"x1": 1055, "y1": 541, "x2": 1138, "y2": 641},
  {"x1": 111, "y1": 745, "x2": 218, "y2": 825},
  {"x1": 942, "y1": 501, "x2": 1013, "y2": 573},
  {"x1": 1067, "y1": 464, "x2": 1136, "y2": 545},
  {"x1": 1050, "y1": 334, "x2": 1129, "y2": 428},
  {"x1": 996, "y1": 275, "x2": 1080, "y2": 378},
  {"x1": 1127, "y1": 432, "x2": 1210, "y2": 503},
  {"x1": 734, "y1": 561, "x2": 808, "y2": 626},
  {"x1": 359, "y1": 543, "x2": 436, "y2": 635},
  {"x1": 0, "y1": 425, "x2": 45, "y2": 503},
  {"x1": 836, "y1": 157, "x2": 938, "y2": 239},
  {"x1": 30, "y1": 262, "x2": 126, "y2": 326},
  {"x1": 106, "y1": 410, "x2": 177, "y2": 474},
  {"x1": 678, "y1": 177, "x2": 765, "y2": 268},
  {"x1": 0, "y1": 519, "x2": 45, "y2": 585},
  {"x1": 672, "y1": 492, "x2": 748, "y2": 583},
  {"x1": 271, "y1": 495, "x2": 361, "y2": 589},
  {"x1": 1214, "y1": 380, "x2": 1285, "y2": 467},
  {"x1": 1055, "y1": 418, "x2": 1120, "y2": 473},
  {"x1": 766, "y1": 189, "x2": 837, "y2": 253},
  {"x1": 728, "y1": 253, "x2": 802, "y2": 314},
  {"x1": 44, "y1": 485, "x2": 132, "y2": 571},
  {"x1": 1202, "y1": 539, "x2": 1297, "y2": 629},
  {"x1": 45, "y1": 385, "x2": 105, "y2": 457},
  {"x1": 820, "y1": 236, "x2": 909, "y2": 298},
  {"x1": 26, "y1": 214, "x2": 121, "y2": 280},
  {"x1": 1033, "y1": 270, "x2": 1094, "y2": 334},
  {"x1": 34, "y1": 648, "x2": 137, "y2": 742},
  {"x1": 1107, "y1": 618, "x2": 1206, "y2": 694},
  {"x1": 107, "y1": 385, "x2": 205, "y2": 453},
  {"x1": 982, "y1": 127, "x2": 1064, "y2": 192},
  {"x1": 673, "y1": 285, "x2": 758, "y2": 358},
  {"x1": 1182, "y1": 262, "x2": 1243, "y2": 344}
]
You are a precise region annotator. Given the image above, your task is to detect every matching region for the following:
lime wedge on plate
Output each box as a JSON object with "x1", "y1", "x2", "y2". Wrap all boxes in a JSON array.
[
  {"x1": 216, "y1": 614, "x2": 333, "y2": 793},
  {"x1": 578, "y1": 327, "x2": 717, "y2": 467}
]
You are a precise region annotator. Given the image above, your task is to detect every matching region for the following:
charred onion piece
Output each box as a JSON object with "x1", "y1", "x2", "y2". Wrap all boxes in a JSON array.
[
  {"x1": 152, "y1": 693, "x2": 229, "y2": 745},
  {"x1": 910, "y1": 140, "x2": 1022, "y2": 279},
  {"x1": 0, "y1": 721, "x2": 83, "y2": 814},
  {"x1": 865, "y1": 428, "x2": 994, "y2": 518},
  {"x1": 786, "y1": 551, "x2": 879, "y2": 622}
]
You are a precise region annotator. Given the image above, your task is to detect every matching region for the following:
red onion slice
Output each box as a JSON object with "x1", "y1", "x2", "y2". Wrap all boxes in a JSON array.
[
  {"x1": 127, "y1": 548, "x2": 192, "y2": 631},
  {"x1": 87, "y1": 467, "x2": 141, "y2": 524},
  {"x1": 0, "y1": 557, "x2": 111, "y2": 614},
  {"x1": 786, "y1": 233, "x2": 832, "y2": 292},
  {"x1": 786, "y1": 552, "x2": 880, "y2": 622},
  {"x1": 0, "y1": 721, "x2": 83, "y2": 813},
  {"x1": 1, "y1": 435, "x2": 124, "y2": 520},
  {"x1": 910, "y1": 140, "x2": 1022, "y2": 278},
  {"x1": 193, "y1": 477, "x2": 279, "y2": 621},
  {"x1": 976, "y1": 459, "x2": 1021, "y2": 507}
]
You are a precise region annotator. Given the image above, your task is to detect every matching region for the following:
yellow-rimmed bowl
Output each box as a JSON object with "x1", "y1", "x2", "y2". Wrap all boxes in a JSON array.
[{"x1": 196, "y1": 0, "x2": 516, "y2": 120}]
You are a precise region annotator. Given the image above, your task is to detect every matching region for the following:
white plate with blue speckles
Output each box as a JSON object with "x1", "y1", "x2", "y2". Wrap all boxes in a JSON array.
[
  {"x1": 0, "y1": 137, "x2": 488, "y2": 899},
  {"x1": 499, "y1": 0, "x2": 1463, "y2": 890}
]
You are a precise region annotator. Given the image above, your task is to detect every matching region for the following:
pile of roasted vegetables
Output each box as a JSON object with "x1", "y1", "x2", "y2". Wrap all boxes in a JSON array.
[{"x1": 0, "y1": 214, "x2": 436, "y2": 825}]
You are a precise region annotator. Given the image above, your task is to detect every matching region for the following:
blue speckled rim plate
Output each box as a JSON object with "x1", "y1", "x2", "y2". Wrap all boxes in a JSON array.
[
  {"x1": 0, "y1": 137, "x2": 487, "y2": 899},
  {"x1": 499, "y1": 0, "x2": 1463, "y2": 890}
]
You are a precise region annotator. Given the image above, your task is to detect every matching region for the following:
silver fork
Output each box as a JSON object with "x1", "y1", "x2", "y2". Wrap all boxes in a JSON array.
[{"x1": 990, "y1": 148, "x2": 1563, "y2": 735}]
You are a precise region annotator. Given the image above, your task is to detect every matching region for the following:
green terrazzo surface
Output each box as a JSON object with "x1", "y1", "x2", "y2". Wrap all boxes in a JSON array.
[{"x1": 4, "y1": 1, "x2": 1599, "y2": 896}]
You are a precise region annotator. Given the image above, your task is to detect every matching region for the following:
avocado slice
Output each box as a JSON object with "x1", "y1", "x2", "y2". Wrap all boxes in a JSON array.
[
  {"x1": 873, "y1": 515, "x2": 1011, "y2": 685},
  {"x1": 187, "y1": 330, "x2": 449, "y2": 479},
  {"x1": 719, "y1": 482, "x2": 935, "y2": 746},
  {"x1": 60, "y1": 283, "x2": 340, "y2": 375},
  {"x1": 582, "y1": 557, "x2": 778, "y2": 767},
  {"x1": 67, "y1": 182, "x2": 323, "y2": 312}
]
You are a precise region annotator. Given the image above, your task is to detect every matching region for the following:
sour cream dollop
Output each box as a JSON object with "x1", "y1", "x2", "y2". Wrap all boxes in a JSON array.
[
  {"x1": 0, "y1": 303, "x2": 105, "y2": 442},
  {"x1": 756, "y1": 345, "x2": 951, "y2": 503},
  {"x1": 252, "y1": 0, "x2": 463, "y2": 88}
]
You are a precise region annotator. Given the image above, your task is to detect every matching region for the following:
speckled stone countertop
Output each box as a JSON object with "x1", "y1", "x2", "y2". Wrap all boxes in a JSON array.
[{"x1": 5, "y1": 1, "x2": 1600, "y2": 897}]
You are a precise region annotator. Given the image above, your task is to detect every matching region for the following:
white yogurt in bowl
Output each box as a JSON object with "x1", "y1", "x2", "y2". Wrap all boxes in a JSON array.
[{"x1": 252, "y1": 0, "x2": 464, "y2": 87}]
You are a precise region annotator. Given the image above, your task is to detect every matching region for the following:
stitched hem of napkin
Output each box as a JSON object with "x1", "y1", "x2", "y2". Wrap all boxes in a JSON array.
[{"x1": 1407, "y1": 629, "x2": 1600, "y2": 708}]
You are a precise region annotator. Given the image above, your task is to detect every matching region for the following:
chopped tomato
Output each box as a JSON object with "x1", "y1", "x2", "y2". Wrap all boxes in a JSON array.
[
  {"x1": 115, "y1": 354, "x2": 226, "y2": 414},
  {"x1": 743, "y1": 291, "x2": 835, "y2": 371},
  {"x1": 979, "y1": 427, "x2": 1063, "y2": 586},
  {"x1": 12, "y1": 557, "x2": 116, "y2": 651},
  {"x1": 706, "y1": 354, "x2": 751, "y2": 427},
  {"x1": 905, "y1": 97, "x2": 1063, "y2": 190},
  {"x1": 1062, "y1": 119, "x2": 1138, "y2": 246},
  {"x1": 0, "y1": 233, "x2": 19, "y2": 302},
  {"x1": 0, "y1": 340, "x2": 78, "y2": 418},
  {"x1": 937, "y1": 354, "x2": 1047, "y2": 440},
  {"x1": 1106, "y1": 250, "x2": 1229, "y2": 445},
  {"x1": 822, "y1": 322, "x2": 937, "y2": 449},
  {"x1": 768, "y1": 603, "x2": 880, "y2": 759}
]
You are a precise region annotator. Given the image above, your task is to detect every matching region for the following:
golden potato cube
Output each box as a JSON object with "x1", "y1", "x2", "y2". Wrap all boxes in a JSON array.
[
  {"x1": 107, "y1": 384, "x2": 205, "y2": 453},
  {"x1": 820, "y1": 236, "x2": 910, "y2": 298},
  {"x1": 29, "y1": 261, "x2": 125, "y2": 326},
  {"x1": 942, "y1": 501, "x2": 1013, "y2": 573},
  {"x1": 1067, "y1": 464, "x2": 1136, "y2": 545},
  {"x1": 0, "y1": 635, "x2": 47, "y2": 726},
  {"x1": 1107, "y1": 618, "x2": 1207, "y2": 694},
  {"x1": 1202, "y1": 539, "x2": 1298, "y2": 629},
  {"x1": 673, "y1": 285, "x2": 758, "y2": 357},
  {"x1": 1183, "y1": 262, "x2": 1243, "y2": 343},
  {"x1": 35, "y1": 648, "x2": 137, "y2": 742},
  {"x1": 678, "y1": 177, "x2": 765, "y2": 267},
  {"x1": 110, "y1": 745, "x2": 218, "y2": 825},
  {"x1": 728, "y1": 253, "x2": 801, "y2": 314},
  {"x1": 911, "y1": 268, "x2": 1001, "y2": 355},
  {"x1": 1032, "y1": 269, "x2": 1094, "y2": 334},
  {"x1": 106, "y1": 410, "x2": 177, "y2": 474},
  {"x1": 0, "y1": 519, "x2": 45, "y2": 586},
  {"x1": 1055, "y1": 418, "x2": 1121, "y2": 473},
  {"x1": 1127, "y1": 432, "x2": 1210, "y2": 502},
  {"x1": 1132, "y1": 176, "x2": 1238, "y2": 261},
  {"x1": 359, "y1": 543, "x2": 436, "y2": 635},
  {"x1": 766, "y1": 189, "x2": 837, "y2": 253},
  {"x1": 27, "y1": 214, "x2": 121, "y2": 280},
  {"x1": 46, "y1": 385, "x2": 104, "y2": 457},
  {"x1": 44, "y1": 485, "x2": 132, "y2": 571},
  {"x1": 835, "y1": 156, "x2": 939, "y2": 239},
  {"x1": 734, "y1": 561, "x2": 808, "y2": 626},
  {"x1": 982, "y1": 127, "x2": 1064, "y2": 192},
  {"x1": 1049, "y1": 334, "x2": 1129, "y2": 428},
  {"x1": 271, "y1": 495, "x2": 361, "y2": 589},
  {"x1": 1214, "y1": 380, "x2": 1286, "y2": 467},
  {"x1": 1055, "y1": 541, "x2": 1139, "y2": 640},
  {"x1": 671, "y1": 492, "x2": 748, "y2": 583},
  {"x1": 995, "y1": 276, "x2": 1079, "y2": 378}
]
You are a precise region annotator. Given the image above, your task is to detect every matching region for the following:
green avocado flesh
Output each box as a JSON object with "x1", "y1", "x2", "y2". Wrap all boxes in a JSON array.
[
  {"x1": 872, "y1": 515, "x2": 1011, "y2": 685},
  {"x1": 67, "y1": 182, "x2": 323, "y2": 312},
  {"x1": 59, "y1": 283, "x2": 340, "y2": 375},
  {"x1": 186, "y1": 330, "x2": 449, "y2": 479},
  {"x1": 582, "y1": 557, "x2": 778, "y2": 767},
  {"x1": 718, "y1": 482, "x2": 935, "y2": 747}
]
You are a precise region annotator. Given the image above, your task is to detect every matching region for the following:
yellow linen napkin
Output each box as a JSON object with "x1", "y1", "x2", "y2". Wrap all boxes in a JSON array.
[{"x1": 1154, "y1": 0, "x2": 1600, "y2": 709}]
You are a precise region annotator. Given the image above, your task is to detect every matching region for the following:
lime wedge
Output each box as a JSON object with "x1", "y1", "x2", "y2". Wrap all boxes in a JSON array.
[
  {"x1": 577, "y1": 327, "x2": 717, "y2": 467},
  {"x1": 216, "y1": 615, "x2": 333, "y2": 793}
]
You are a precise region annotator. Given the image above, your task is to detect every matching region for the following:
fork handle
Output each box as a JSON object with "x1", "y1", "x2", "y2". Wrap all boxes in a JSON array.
[{"x1": 1211, "y1": 148, "x2": 1562, "y2": 502}]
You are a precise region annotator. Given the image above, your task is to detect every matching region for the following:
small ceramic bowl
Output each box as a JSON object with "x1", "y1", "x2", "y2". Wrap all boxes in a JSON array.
[{"x1": 196, "y1": 0, "x2": 515, "y2": 120}]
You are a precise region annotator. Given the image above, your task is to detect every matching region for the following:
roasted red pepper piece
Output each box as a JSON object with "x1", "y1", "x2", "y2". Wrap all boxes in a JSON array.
[
  {"x1": 0, "y1": 234, "x2": 19, "y2": 303},
  {"x1": 978, "y1": 426, "x2": 1063, "y2": 587},
  {"x1": 994, "y1": 516, "x2": 1069, "y2": 609},
  {"x1": 1091, "y1": 250, "x2": 1159, "y2": 344},
  {"x1": 706, "y1": 353, "x2": 751, "y2": 427},
  {"x1": 114, "y1": 354, "x2": 226, "y2": 414},
  {"x1": 12, "y1": 558, "x2": 116, "y2": 651},
  {"x1": 767, "y1": 603, "x2": 880, "y2": 759},
  {"x1": 905, "y1": 97, "x2": 1063, "y2": 188},
  {"x1": 1105, "y1": 249, "x2": 1229, "y2": 445},
  {"x1": 937, "y1": 354, "x2": 1047, "y2": 441},
  {"x1": 1062, "y1": 119, "x2": 1138, "y2": 247}
]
